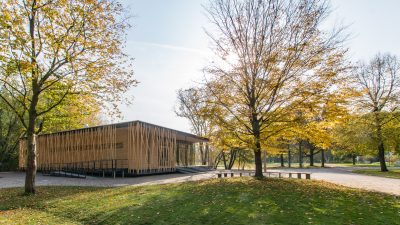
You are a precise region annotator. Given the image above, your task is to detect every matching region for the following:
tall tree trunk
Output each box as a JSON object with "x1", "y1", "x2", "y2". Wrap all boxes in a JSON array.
[
  {"x1": 378, "y1": 140, "x2": 389, "y2": 172},
  {"x1": 288, "y1": 145, "x2": 291, "y2": 168},
  {"x1": 375, "y1": 112, "x2": 388, "y2": 172},
  {"x1": 321, "y1": 149, "x2": 325, "y2": 167},
  {"x1": 280, "y1": 153, "x2": 284, "y2": 167},
  {"x1": 299, "y1": 141, "x2": 303, "y2": 168},
  {"x1": 205, "y1": 143, "x2": 209, "y2": 166},
  {"x1": 25, "y1": 92, "x2": 39, "y2": 194},
  {"x1": 263, "y1": 150, "x2": 267, "y2": 172},
  {"x1": 25, "y1": 132, "x2": 37, "y2": 194},
  {"x1": 309, "y1": 147, "x2": 314, "y2": 167},
  {"x1": 352, "y1": 154, "x2": 356, "y2": 166},
  {"x1": 254, "y1": 149, "x2": 263, "y2": 177},
  {"x1": 252, "y1": 111, "x2": 263, "y2": 177},
  {"x1": 377, "y1": 142, "x2": 388, "y2": 171},
  {"x1": 227, "y1": 149, "x2": 237, "y2": 169},
  {"x1": 222, "y1": 152, "x2": 228, "y2": 169},
  {"x1": 237, "y1": 154, "x2": 241, "y2": 170},
  {"x1": 213, "y1": 151, "x2": 220, "y2": 168},
  {"x1": 25, "y1": 5, "x2": 39, "y2": 194}
]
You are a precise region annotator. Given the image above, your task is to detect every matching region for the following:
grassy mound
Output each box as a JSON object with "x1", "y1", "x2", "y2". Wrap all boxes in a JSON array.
[{"x1": 0, "y1": 178, "x2": 399, "y2": 225}]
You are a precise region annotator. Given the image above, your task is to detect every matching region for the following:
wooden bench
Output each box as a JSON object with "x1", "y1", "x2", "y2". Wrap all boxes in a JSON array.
[
  {"x1": 264, "y1": 171, "x2": 311, "y2": 179},
  {"x1": 217, "y1": 171, "x2": 311, "y2": 179}
]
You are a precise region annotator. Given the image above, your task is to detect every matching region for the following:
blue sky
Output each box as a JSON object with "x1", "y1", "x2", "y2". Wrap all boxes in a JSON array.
[{"x1": 117, "y1": 0, "x2": 400, "y2": 133}]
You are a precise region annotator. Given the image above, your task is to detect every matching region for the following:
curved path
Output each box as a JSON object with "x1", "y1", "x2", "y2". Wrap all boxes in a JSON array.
[{"x1": 1, "y1": 167, "x2": 399, "y2": 195}]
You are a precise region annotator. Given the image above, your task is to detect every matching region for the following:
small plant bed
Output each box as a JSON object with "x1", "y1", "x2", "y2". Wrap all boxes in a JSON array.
[
  {"x1": 0, "y1": 178, "x2": 399, "y2": 225},
  {"x1": 353, "y1": 169, "x2": 400, "y2": 179}
]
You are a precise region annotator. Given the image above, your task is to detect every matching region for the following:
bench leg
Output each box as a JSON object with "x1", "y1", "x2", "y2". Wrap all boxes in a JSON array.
[
  {"x1": 224, "y1": 173, "x2": 227, "y2": 177},
  {"x1": 231, "y1": 173, "x2": 234, "y2": 177},
  {"x1": 289, "y1": 173, "x2": 292, "y2": 178},
  {"x1": 218, "y1": 173, "x2": 222, "y2": 178},
  {"x1": 306, "y1": 174, "x2": 311, "y2": 179},
  {"x1": 297, "y1": 173, "x2": 301, "y2": 179}
]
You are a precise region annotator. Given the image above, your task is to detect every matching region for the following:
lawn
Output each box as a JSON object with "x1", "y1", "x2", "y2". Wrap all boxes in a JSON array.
[
  {"x1": 226, "y1": 163, "x2": 327, "y2": 170},
  {"x1": 330, "y1": 162, "x2": 398, "y2": 168},
  {"x1": 0, "y1": 178, "x2": 399, "y2": 225},
  {"x1": 353, "y1": 169, "x2": 400, "y2": 179}
]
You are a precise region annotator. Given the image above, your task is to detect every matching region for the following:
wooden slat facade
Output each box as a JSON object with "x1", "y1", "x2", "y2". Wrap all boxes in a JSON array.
[
  {"x1": 19, "y1": 121, "x2": 209, "y2": 175},
  {"x1": 127, "y1": 122, "x2": 176, "y2": 174}
]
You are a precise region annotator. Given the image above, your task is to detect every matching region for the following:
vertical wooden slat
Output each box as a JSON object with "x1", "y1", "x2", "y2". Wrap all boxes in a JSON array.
[{"x1": 19, "y1": 122, "x2": 185, "y2": 174}]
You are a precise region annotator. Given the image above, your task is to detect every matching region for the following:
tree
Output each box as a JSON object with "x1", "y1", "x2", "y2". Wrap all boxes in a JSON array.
[
  {"x1": 297, "y1": 92, "x2": 350, "y2": 167},
  {"x1": 175, "y1": 88, "x2": 213, "y2": 165},
  {"x1": 332, "y1": 114, "x2": 375, "y2": 165},
  {"x1": 41, "y1": 92, "x2": 102, "y2": 133},
  {"x1": 0, "y1": 90, "x2": 100, "y2": 170},
  {"x1": 0, "y1": 0, "x2": 137, "y2": 193},
  {"x1": 204, "y1": 0, "x2": 347, "y2": 177},
  {"x1": 211, "y1": 123, "x2": 246, "y2": 169},
  {"x1": 353, "y1": 53, "x2": 400, "y2": 171},
  {"x1": 383, "y1": 115, "x2": 400, "y2": 156}
]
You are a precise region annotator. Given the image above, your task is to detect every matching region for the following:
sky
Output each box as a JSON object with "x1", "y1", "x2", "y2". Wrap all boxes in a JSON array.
[{"x1": 116, "y1": 0, "x2": 400, "y2": 133}]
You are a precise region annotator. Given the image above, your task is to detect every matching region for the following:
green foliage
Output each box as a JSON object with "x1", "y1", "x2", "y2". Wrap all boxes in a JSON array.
[
  {"x1": 0, "y1": 105, "x2": 23, "y2": 171},
  {"x1": 0, "y1": 0, "x2": 137, "y2": 129},
  {"x1": 332, "y1": 115, "x2": 376, "y2": 157},
  {"x1": 0, "y1": 0, "x2": 136, "y2": 191},
  {"x1": 332, "y1": 112, "x2": 400, "y2": 158},
  {"x1": 382, "y1": 116, "x2": 400, "y2": 155},
  {"x1": 40, "y1": 93, "x2": 102, "y2": 133},
  {"x1": 0, "y1": 89, "x2": 102, "y2": 170},
  {"x1": 0, "y1": 178, "x2": 399, "y2": 224}
]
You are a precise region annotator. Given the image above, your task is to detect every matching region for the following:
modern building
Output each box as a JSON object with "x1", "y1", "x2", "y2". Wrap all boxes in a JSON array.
[{"x1": 19, "y1": 121, "x2": 210, "y2": 176}]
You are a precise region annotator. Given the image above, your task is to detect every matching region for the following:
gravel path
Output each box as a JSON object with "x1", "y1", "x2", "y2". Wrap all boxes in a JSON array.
[{"x1": 1, "y1": 167, "x2": 399, "y2": 195}]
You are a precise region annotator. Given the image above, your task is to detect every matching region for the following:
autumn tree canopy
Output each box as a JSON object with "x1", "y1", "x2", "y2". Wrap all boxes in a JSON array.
[
  {"x1": 351, "y1": 53, "x2": 400, "y2": 171},
  {"x1": 202, "y1": 0, "x2": 348, "y2": 177},
  {"x1": 0, "y1": 0, "x2": 137, "y2": 193}
]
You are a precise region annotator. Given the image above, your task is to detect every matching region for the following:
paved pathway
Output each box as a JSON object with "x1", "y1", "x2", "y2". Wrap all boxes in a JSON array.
[
  {"x1": 1, "y1": 167, "x2": 399, "y2": 195},
  {"x1": 0, "y1": 171, "x2": 217, "y2": 189}
]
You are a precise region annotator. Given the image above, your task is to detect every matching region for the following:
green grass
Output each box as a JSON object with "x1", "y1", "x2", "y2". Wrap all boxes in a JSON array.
[
  {"x1": 353, "y1": 169, "x2": 400, "y2": 179},
  {"x1": 0, "y1": 178, "x2": 399, "y2": 225},
  {"x1": 226, "y1": 163, "x2": 327, "y2": 170},
  {"x1": 328, "y1": 163, "x2": 381, "y2": 167},
  {"x1": 328, "y1": 162, "x2": 399, "y2": 168}
]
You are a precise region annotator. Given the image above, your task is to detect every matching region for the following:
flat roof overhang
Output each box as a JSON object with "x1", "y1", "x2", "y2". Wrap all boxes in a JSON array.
[{"x1": 34, "y1": 120, "x2": 209, "y2": 143}]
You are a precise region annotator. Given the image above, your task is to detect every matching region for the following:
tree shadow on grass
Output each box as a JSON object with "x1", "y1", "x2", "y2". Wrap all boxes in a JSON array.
[
  {"x1": 40, "y1": 178, "x2": 400, "y2": 225},
  {"x1": 0, "y1": 186, "x2": 108, "y2": 211}
]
